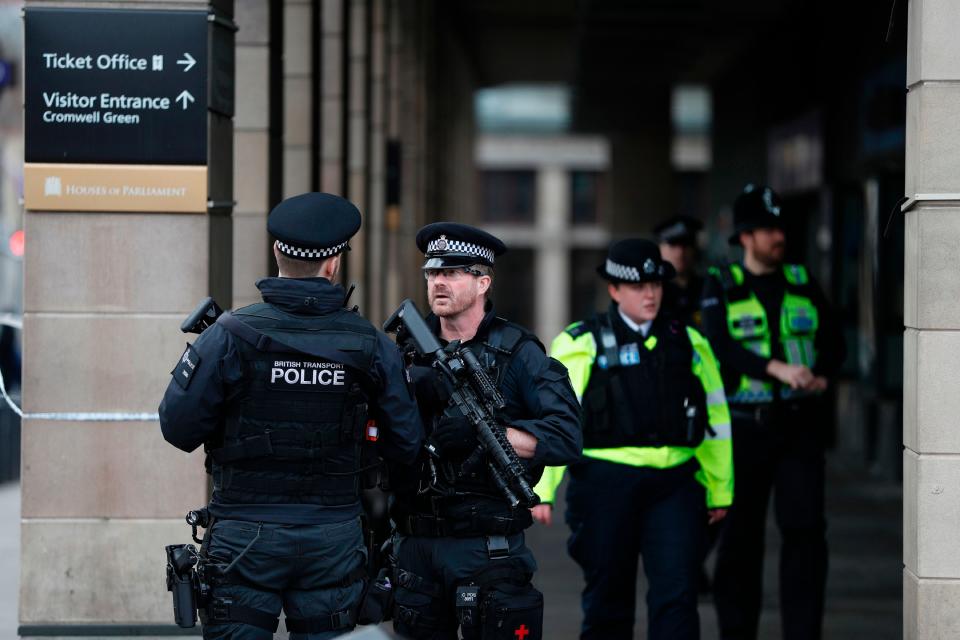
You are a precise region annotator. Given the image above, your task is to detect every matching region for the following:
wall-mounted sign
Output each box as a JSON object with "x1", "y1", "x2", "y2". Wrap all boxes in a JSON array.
[
  {"x1": 24, "y1": 164, "x2": 208, "y2": 213},
  {"x1": 25, "y1": 8, "x2": 211, "y2": 165}
]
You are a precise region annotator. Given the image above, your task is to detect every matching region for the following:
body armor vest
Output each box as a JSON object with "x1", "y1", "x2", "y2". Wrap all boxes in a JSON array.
[
  {"x1": 393, "y1": 317, "x2": 539, "y2": 535},
  {"x1": 208, "y1": 303, "x2": 378, "y2": 507},
  {"x1": 712, "y1": 263, "x2": 820, "y2": 404},
  {"x1": 580, "y1": 312, "x2": 707, "y2": 449}
]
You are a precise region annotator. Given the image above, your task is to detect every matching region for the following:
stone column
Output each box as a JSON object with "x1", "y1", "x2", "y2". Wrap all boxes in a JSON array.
[
  {"x1": 346, "y1": 0, "x2": 369, "y2": 308},
  {"x1": 283, "y1": 0, "x2": 314, "y2": 199},
  {"x1": 233, "y1": 0, "x2": 271, "y2": 307},
  {"x1": 535, "y1": 167, "x2": 571, "y2": 344},
  {"x1": 903, "y1": 1, "x2": 960, "y2": 637},
  {"x1": 19, "y1": 0, "x2": 232, "y2": 632},
  {"x1": 320, "y1": 0, "x2": 345, "y2": 197}
]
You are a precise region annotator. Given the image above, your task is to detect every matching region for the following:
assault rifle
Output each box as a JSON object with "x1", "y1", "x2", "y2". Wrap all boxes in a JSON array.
[{"x1": 384, "y1": 299, "x2": 539, "y2": 508}]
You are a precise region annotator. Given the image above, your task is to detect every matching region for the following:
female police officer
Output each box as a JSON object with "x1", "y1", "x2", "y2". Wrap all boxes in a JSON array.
[{"x1": 533, "y1": 239, "x2": 733, "y2": 640}]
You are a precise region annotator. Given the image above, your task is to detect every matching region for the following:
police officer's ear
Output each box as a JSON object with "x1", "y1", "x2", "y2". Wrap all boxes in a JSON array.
[
  {"x1": 607, "y1": 283, "x2": 622, "y2": 304},
  {"x1": 476, "y1": 273, "x2": 492, "y2": 296},
  {"x1": 322, "y1": 254, "x2": 342, "y2": 282}
]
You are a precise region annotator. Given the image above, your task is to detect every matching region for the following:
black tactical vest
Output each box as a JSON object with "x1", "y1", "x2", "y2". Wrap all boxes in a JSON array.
[
  {"x1": 579, "y1": 312, "x2": 707, "y2": 449},
  {"x1": 392, "y1": 317, "x2": 540, "y2": 535},
  {"x1": 208, "y1": 303, "x2": 378, "y2": 507}
]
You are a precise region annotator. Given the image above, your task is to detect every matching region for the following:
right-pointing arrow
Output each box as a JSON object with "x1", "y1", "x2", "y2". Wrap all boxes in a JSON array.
[
  {"x1": 176, "y1": 53, "x2": 196, "y2": 72},
  {"x1": 176, "y1": 90, "x2": 195, "y2": 110}
]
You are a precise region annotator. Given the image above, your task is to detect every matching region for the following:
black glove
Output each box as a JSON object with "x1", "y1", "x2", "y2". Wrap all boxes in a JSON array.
[
  {"x1": 431, "y1": 414, "x2": 477, "y2": 455},
  {"x1": 408, "y1": 365, "x2": 450, "y2": 412}
]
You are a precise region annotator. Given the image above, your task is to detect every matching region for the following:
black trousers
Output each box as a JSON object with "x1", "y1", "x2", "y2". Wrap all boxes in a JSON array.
[
  {"x1": 392, "y1": 532, "x2": 538, "y2": 640},
  {"x1": 566, "y1": 458, "x2": 705, "y2": 640},
  {"x1": 713, "y1": 403, "x2": 828, "y2": 640}
]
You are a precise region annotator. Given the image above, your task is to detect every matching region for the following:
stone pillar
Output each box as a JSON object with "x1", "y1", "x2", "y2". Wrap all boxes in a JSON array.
[
  {"x1": 233, "y1": 0, "x2": 271, "y2": 307},
  {"x1": 535, "y1": 167, "x2": 571, "y2": 344},
  {"x1": 320, "y1": 0, "x2": 345, "y2": 197},
  {"x1": 19, "y1": 0, "x2": 233, "y2": 632},
  {"x1": 346, "y1": 0, "x2": 369, "y2": 308},
  {"x1": 366, "y1": 0, "x2": 388, "y2": 322},
  {"x1": 283, "y1": 0, "x2": 314, "y2": 199},
  {"x1": 903, "y1": 1, "x2": 960, "y2": 637}
]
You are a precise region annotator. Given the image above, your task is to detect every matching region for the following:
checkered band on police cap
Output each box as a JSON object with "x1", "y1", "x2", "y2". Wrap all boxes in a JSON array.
[
  {"x1": 276, "y1": 239, "x2": 349, "y2": 259},
  {"x1": 427, "y1": 235, "x2": 496, "y2": 265},
  {"x1": 605, "y1": 258, "x2": 651, "y2": 282}
]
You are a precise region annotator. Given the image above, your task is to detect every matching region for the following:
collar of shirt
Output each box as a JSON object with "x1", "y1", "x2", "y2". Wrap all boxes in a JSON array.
[{"x1": 617, "y1": 307, "x2": 652, "y2": 337}]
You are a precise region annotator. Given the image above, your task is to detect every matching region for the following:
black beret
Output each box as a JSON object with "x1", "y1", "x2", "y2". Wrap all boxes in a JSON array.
[
  {"x1": 268, "y1": 192, "x2": 361, "y2": 260},
  {"x1": 653, "y1": 215, "x2": 703, "y2": 246},
  {"x1": 597, "y1": 238, "x2": 676, "y2": 284},
  {"x1": 729, "y1": 184, "x2": 786, "y2": 245},
  {"x1": 416, "y1": 222, "x2": 507, "y2": 269}
]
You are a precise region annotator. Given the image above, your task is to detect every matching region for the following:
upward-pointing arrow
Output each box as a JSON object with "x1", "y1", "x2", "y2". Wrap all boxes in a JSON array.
[
  {"x1": 176, "y1": 90, "x2": 195, "y2": 110},
  {"x1": 176, "y1": 53, "x2": 196, "y2": 72}
]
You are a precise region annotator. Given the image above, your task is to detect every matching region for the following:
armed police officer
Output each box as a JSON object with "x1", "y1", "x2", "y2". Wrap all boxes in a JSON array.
[
  {"x1": 387, "y1": 223, "x2": 582, "y2": 640},
  {"x1": 654, "y1": 215, "x2": 705, "y2": 327},
  {"x1": 532, "y1": 239, "x2": 733, "y2": 640},
  {"x1": 159, "y1": 193, "x2": 423, "y2": 639},
  {"x1": 704, "y1": 185, "x2": 844, "y2": 640}
]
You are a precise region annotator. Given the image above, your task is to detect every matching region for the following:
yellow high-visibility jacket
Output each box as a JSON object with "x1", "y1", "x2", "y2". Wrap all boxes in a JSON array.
[{"x1": 534, "y1": 321, "x2": 734, "y2": 509}]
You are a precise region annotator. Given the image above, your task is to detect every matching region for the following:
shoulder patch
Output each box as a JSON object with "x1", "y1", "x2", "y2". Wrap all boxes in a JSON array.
[
  {"x1": 565, "y1": 321, "x2": 591, "y2": 339},
  {"x1": 172, "y1": 343, "x2": 201, "y2": 390}
]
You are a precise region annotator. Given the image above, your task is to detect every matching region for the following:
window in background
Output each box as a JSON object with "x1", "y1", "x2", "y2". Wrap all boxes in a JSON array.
[
  {"x1": 570, "y1": 170, "x2": 606, "y2": 225},
  {"x1": 480, "y1": 170, "x2": 536, "y2": 224},
  {"x1": 569, "y1": 249, "x2": 609, "y2": 323},
  {"x1": 492, "y1": 248, "x2": 535, "y2": 330},
  {"x1": 671, "y1": 84, "x2": 712, "y2": 171}
]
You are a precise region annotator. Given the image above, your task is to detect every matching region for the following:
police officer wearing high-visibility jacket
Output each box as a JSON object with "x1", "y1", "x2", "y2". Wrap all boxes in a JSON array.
[
  {"x1": 654, "y1": 215, "x2": 705, "y2": 328},
  {"x1": 532, "y1": 239, "x2": 733, "y2": 640},
  {"x1": 388, "y1": 222, "x2": 582, "y2": 640},
  {"x1": 703, "y1": 185, "x2": 845, "y2": 640},
  {"x1": 159, "y1": 193, "x2": 423, "y2": 639}
]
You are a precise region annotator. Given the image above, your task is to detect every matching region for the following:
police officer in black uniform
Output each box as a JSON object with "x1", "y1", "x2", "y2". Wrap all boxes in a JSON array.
[
  {"x1": 159, "y1": 192, "x2": 423, "y2": 640},
  {"x1": 654, "y1": 215, "x2": 705, "y2": 328},
  {"x1": 702, "y1": 185, "x2": 845, "y2": 640},
  {"x1": 388, "y1": 222, "x2": 582, "y2": 640}
]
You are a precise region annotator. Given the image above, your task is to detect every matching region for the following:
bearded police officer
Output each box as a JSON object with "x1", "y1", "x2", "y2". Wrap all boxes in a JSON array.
[
  {"x1": 703, "y1": 185, "x2": 844, "y2": 640},
  {"x1": 654, "y1": 215, "x2": 705, "y2": 328},
  {"x1": 159, "y1": 193, "x2": 422, "y2": 639},
  {"x1": 532, "y1": 239, "x2": 733, "y2": 640},
  {"x1": 388, "y1": 222, "x2": 581, "y2": 640}
]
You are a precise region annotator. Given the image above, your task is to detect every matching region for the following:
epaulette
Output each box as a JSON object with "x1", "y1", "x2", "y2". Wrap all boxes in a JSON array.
[{"x1": 564, "y1": 321, "x2": 591, "y2": 339}]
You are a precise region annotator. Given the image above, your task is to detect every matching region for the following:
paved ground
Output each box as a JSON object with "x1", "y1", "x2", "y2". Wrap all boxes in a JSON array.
[
  {"x1": 0, "y1": 452, "x2": 901, "y2": 639},
  {"x1": 525, "y1": 454, "x2": 903, "y2": 639}
]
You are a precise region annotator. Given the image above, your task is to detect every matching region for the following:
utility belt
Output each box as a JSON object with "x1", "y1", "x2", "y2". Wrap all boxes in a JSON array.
[
  {"x1": 393, "y1": 539, "x2": 543, "y2": 640},
  {"x1": 165, "y1": 507, "x2": 374, "y2": 632},
  {"x1": 394, "y1": 511, "x2": 531, "y2": 538},
  {"x1": 729, "y1": 400, "x2": 809, "y2": 426}
]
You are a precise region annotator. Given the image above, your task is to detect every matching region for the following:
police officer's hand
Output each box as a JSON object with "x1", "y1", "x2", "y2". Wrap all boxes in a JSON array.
[
  {"x1": 708, "y1": 508, "x2": 728, "y2": 525},
  {"x1": 531, "y1": 503, "x2": 553, "y2": 526},
  {"x1": 431, "y1": 414, "x2": 476, "y2": 455},
  {"x1": 766, "y1": 360, "x2": 814, "y2": 390},
  {"x1": 408, "y1": 365, "x2": 450, "y2": 411},
  {"x1": 803, "y1": 376, "x2": 829, "y2": 393}
]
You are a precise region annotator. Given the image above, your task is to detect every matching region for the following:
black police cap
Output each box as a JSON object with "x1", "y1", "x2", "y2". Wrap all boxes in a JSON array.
[
  {"x1": 729, "y1": 184, "x2": 786, "y2": 245},
  {"x1": 597, "y1": 238, "x2": 676, "y2": 284},
  {"x1": 267, "y1": 192, "x2": 361, "y2": 260},
  {"x1": 654, "y1": 215, "x2": 703, "y2": 246},
  {"x1": 416, "y1": 222, "x2": 507, "y2": 269}
]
